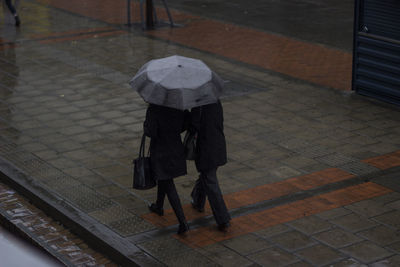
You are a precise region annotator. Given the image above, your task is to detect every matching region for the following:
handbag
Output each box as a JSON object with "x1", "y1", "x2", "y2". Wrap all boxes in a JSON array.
[
  {"x1": 184, "y1": 107, "x2": 201, "y2": 160},
  {"x1": 133, "y1": 134, "x2": 156, "y2": 190},
  {"x1": 183, "y1": 130, "x2": 197, "y2": 160}
]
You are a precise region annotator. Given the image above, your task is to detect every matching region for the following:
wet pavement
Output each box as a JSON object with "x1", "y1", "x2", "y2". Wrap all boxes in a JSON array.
[{"x1": 0, "y1": 0, "x2": 400, "y2": 266}]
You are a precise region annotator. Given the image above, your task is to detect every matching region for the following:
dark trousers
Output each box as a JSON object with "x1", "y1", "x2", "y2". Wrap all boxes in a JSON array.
[
  {"x1": 156, "y1": 179, "x2": 186, "y2": 224},
  {"x1": 5, "y1": 0, "x2": 17, "y2": 15},
  {"x1": 191, "y1": 168, "x2": 230, "y2": 225}
]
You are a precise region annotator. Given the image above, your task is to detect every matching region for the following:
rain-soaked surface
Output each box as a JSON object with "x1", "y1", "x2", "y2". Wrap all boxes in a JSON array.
[
  {"x1": 0, "y1": 0, "x2": 400, "y2": 266},
  {"x1": 0, "y1": 225, "x2": 63, "y2": 267}
]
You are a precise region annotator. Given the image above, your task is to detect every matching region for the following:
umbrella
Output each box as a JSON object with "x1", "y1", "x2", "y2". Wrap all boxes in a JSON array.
[{"x1": 129, "y1": 55, "x2": 224, "y2": 110}]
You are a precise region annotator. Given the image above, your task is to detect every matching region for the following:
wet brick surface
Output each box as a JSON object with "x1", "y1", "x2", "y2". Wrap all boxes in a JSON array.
[{"x1": 1, "y1": 0, "x2": 400, "y2": 266}]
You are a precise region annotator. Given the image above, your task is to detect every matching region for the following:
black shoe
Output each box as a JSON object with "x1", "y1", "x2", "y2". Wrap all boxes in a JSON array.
[
  {"x1": 177, "y1": 222, "x2": 189, "y2": 235},
  {"x1": 148, "y1": 203, "x2": 163, "y2": 216},
  {"x1": 15, "y1": 16, "x2": 20, "y2": 27},
  {"x1": 191, "y1": 201, "x2": 204, "y2": 212},
  {"x1": 217, "y1": 222, "x2": 231, "y2": 232}
]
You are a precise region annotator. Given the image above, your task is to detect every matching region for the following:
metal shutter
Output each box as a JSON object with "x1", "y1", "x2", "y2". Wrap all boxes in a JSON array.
[{"x1": 353, "y1": 0, "x2": 400, "y2": 105}]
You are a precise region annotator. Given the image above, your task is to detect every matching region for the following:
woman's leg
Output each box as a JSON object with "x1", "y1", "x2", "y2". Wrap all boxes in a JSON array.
[
  {"x1": 199, "y1": 168, "x2": 230, "y2": 226},
  {"x1": 155, "y1": 183, "x2": 166, "y2": 208},
  {"x1": 158, "y1": 179, "x2": 186, "y2": 225},
  {"x1": 191, "y1": 177, "x2": 206, "y2": 211},
  {"x1": 149, "y1": 183, "x2": 166, "y2": 216}
]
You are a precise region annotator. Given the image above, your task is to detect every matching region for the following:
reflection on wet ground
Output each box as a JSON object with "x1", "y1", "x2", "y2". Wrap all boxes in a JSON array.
[{"x1": 0, "y1": 225, "x2": 63, "y2": 267}]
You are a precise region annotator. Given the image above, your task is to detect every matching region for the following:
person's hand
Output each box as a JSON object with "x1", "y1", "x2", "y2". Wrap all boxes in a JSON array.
[{"x1": 143, "y1": 121, "x2": 151, "y2": 137}]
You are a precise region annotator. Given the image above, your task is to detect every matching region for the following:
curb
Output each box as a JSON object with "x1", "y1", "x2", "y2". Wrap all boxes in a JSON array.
[{"x1": 0, "y1": 157, "x2": 162, "y2": 267}]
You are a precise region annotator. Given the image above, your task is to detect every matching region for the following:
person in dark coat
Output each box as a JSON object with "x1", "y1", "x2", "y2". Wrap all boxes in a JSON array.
[
  {"x1": 144, "y1": 104, "x2": 189, "y2": 234},
  {"x1": 190, "y1": 100, "x2": 231, "y2": 231}
]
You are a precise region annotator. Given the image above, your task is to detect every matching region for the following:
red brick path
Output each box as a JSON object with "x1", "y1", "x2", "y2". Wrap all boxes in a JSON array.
[
  {"x1": 38, "y1": 0, "x2": 352, "y2": 91},
  {"x1": 175, "y1": 182, "x2": 392, "y2": 248}
]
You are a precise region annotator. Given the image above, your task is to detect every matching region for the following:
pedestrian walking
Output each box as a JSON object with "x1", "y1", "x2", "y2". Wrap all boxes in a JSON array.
[
  {"x1": 144, "y1": 104, "x2": 190, "y2": 235},
  {"x1": 130, "y1": 55, "x2": 226, "y2": 234},
  {"x1": 3, "y1": 0, "x2": 20, "y2": 26},
  {"x1": 190, "y1": 100, "x2": 231, "y2": 231}
]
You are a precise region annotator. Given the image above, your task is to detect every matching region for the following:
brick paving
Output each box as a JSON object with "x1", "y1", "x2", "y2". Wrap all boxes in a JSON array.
[{"x1": 1, "y1": 0, "x2": 400, "y2": 266}]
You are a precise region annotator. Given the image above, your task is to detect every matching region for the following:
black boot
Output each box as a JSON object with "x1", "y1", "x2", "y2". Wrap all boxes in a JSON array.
[
  {"x1": 191, "y1": 200, "x2": 204, "y2": 212},
  {"x1": 15, "y1": 15, "x2": 20, "y2": 27},
  {"x1": 217, "y1": 222, "x2": 231, "y2": 232},
  {"x1": 148, "y1": 203, "x2": 163, "y2": 216},
  {"x1": 177, "y1": 222, "x2": 189, "y2": 235}
]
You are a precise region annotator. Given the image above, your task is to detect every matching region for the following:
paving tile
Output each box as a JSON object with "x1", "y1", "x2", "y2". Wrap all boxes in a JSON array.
[
  {"x1": 247, "y1": 247, "x2": 299, "y2": 267},
  {"x1": 255, "y1": 224, "x2": 291, "y2": 239},
  {"x1": 92, "y1": 124, "x2": 121, "y2": 133},
  {"x1": 62, "y1": 166, "x2": 94, "y2": 178},
  {"x1": 363, "y1": 153, "x2": 400, "y2": 170},
  {"x1": 88, "y1": 205, "x2": 135, "y2": 225},
  {"x1": 373, "y1": 173, "x2": 400, "y2": 193},
  {"x1": 42, "y1": 175, "x2": 81, "y2": 192},
  {"x1": 200, "y1": 243, "x2": 255, "y2": 267},
  {"x1": 387, "y1": 241, "x2": 400, "y2": 253},
  {"x1": 137, "y1": 237, "x2": 191, "y2": 261},
  {"x1": 316, "y1": 208, "x2": 353, "y2": 220},
  {"x1": 315, "y1": 153, "x2": 357, "y2": 167},
  {"x1": 372, "y1": 192, "x2": 400, "y2": 205},
  {"x1": 162, "y1": 249, "x2": 218, "y2": 267},
  {"x1": 370, "y1": 255, "x2": 400, "y2": 267},
  {"x1": 313, "y1": 228, "x2": 363, "y2": 248},
  {"x1": 93, "y1": 164, "x2": 130, "y2": 178},
  {"x1": 109, "y1": 216, "x2": 154, "y2": 236},
  {"x1": 295, "y1": 244, "x2": 345, "y2": 266},
  {"x1": 59, "y1": 185, "x2": 114, "y2": 212},
  {"x1": 285, "y1": 261, "x2": 313, "y2": 267},
  {"x1": 62, "y1": 150, "x2": 98, "y2": 161},
  {"x1": 280, "y1": 156, "x2": 319, "y2": 170},
  {"x1": 77, "y1": 118, "x2": 105, "y2": 127},
  {"x1": 75, "y1": 173, "x2": 110, "y2": 188},
  {"x1": 387, "y1": 200, "x2": 400, "y2": 210},
  {"x1": 269, "y1": 230, "x2": 316, "y2": 252},
  {"x1": 221, "y1": 233, "x2": 271, "y2": 256},
  {"x1": 373, "y1": 211, "x2": 400, "y2": 229},
  {"x1": 269, "y1": 166, "x2": 303, "y2": 179},
  {"x1": 95, "y1": 184, "x2": 128, "y2": 198},
  {"x1": 345, "y1": 199, "x2": 394, "y2": 218},
  {"x1": 357, "y1": 225, "x2": 400, "y2": 246},
  {"x1": 286, "y1": 215, "x2": 332, "y2": 235},
  {"x1": 340, "y1": 241, "x2": 394, "y2": 264},
  {"x1": 48, "y1": 157, "x2": 80, "y2": 169},
  {"x1": 329, "y1": 213, "x2": 379, "y2": 233},
  {"x1": 338, "y1": 161, "x2": 380, "y2": 176},
  {"x1": 329, "y1": 258, "x2": 367, "y2": 267}
]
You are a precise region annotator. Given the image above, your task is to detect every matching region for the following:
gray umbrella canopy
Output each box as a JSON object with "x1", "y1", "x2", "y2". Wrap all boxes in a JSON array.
[{"x1": 129, "y1": 55, "x2": 224, "y2": 110}]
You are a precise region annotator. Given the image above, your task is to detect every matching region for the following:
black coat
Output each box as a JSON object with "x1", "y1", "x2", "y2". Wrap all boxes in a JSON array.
[
  {"x1": 144, "y1": 104, "x2": 188, "y2": 180},
  {"x1": 191, "y1": 101, "x2": 227, "y2": 171}
]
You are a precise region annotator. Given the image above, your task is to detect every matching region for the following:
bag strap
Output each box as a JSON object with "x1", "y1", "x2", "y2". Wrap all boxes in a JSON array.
[
  {"x1": 197, "y1": 106, "x2": 202, "y2": 133},
  {"x1": 139, "y1": 134, "x2": 146, "y2": 158}
]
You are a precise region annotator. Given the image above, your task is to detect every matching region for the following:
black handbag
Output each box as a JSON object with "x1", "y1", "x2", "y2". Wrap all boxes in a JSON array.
[
  {"x1": 183, "y1": 130, "x2": 197, "y2": 160},
  {"x1": 133, "y1": 134, "x2": 156, "y2": 190},
  {"x1": 184, "y1": 107, "x2": 201, "y2": 160}
]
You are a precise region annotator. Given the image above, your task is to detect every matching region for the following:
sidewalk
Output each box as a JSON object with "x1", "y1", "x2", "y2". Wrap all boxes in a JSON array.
[{"x1": 1, "y1": 0, "x2": 400, "y2": 266}]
